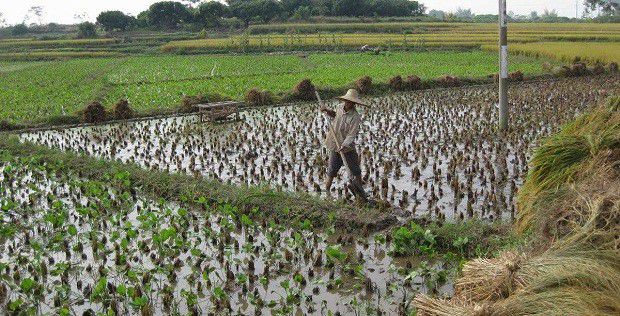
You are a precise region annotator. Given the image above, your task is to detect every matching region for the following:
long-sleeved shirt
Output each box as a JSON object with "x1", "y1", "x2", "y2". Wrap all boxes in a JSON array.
[{"x1": 325, "y1": 105, "x2": 362, "y2": 153}]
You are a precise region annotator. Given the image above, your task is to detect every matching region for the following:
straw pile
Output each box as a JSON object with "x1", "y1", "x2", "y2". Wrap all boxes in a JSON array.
[{"x1": 414, "y1": 99, "x2": 620, "y2": 316}]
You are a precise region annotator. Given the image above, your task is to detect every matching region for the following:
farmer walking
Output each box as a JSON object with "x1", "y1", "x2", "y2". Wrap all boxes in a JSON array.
[{"x1": 320, "y1": 89, "x2": 370, "y2": 203}]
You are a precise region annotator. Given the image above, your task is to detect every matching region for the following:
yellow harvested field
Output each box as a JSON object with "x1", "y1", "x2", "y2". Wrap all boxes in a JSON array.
[
  {"x1": 163, "y1": 23, "x2": 620, "y2": 53},
  {"x1": 482, "y1": 42, "x2": 620, "y2": 63},
  {"x1": 162, "y1": 31, "x2": 619, "y2": 53}
]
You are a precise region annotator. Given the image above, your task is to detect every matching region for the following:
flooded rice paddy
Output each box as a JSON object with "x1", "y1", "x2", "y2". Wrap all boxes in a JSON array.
[
  {"x1": 21, "y1": 76, "x2": 619, "y2": 222},
  {"x1": 0, "y1": 158, "x2": 453, "y2": 315},
  {"x1": 3, "y1": 75, "x2": 618, "y2": 314}
]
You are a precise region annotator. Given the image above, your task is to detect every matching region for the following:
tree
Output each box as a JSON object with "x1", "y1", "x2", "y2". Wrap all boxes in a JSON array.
[
  {"x1": 77, "y1": 22, "x2": 97, "y2": 38},
  {"x1": 472, "y1": 14, "x2": 498, "y2": 22},
  {"x1": 281, "y1": 0, "x2": 312, "y2": 14},
  {"x1": 529, "y1": 11, "x2": 539, "y2": 21},
  {"x1": 12, "y1": 23, "x2": 29, "y2": 35},
  {"x1": 74, "y1": 12, "x2": 89, "y2": 23},
  {"x1": 454, "y1": 7, "x2": 474, "y2": 20},
  {"x1": 0, "y1": 12, "x2": 6, "y2": 27},
  {"x1": 136, "y1": 11, "x2": 150, "y2": 28},
  {"x1": 28, "y1": 6, "x2": 44, "y2": 25},
  {"x1": 147, "y1": 1, "x2": 192, "y2": 29},
  {"x1": 428, "y1": 9, "x2": 446, "y2": 20},
  {"x1": 229, "y1": 0, "x2": 283, "y2": 26},
  {"x1": 195, "y1": 1, "x2": 230, "y2": 27},
  {"x1": 97, "y1": 11, "x2": 134, "y2": 32},
  {"x1": 584, "y1": 0, "x2": 619, "y2": 15},
  {"x1": 291, "y1": 6, "x2": 312, "y2": 20},
  {"x1": 310, "y1": 0, "x2": 333, "y2": 16},
  {"x1": 181, "y1": 0, "x2": 201, "y2": 7},
  {"x1": 371, "y1": 0, "x2": 425, "y2": 17},
  {"x1": 541, "y1": 8, "x2": 558, "y2": 18},
  {"x1": 46, "y1": 23, "x2": 63, "y2": 33},
  {"x1": 332, "y1": 0, "x2": 372, "y2": 16}
]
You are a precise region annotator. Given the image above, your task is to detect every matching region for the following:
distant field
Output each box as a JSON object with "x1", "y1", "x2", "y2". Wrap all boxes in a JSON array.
[
  {"x1": 0, "y1": 38, "x2": 120, "y2": 49},
  {"x1": 0, "y1": 51, "x2": 552, "y2": 124},
  {"x1": 0, "y1": 58, "x2": 124, "y2": 123},
  {"x1": 162, "y1": 22, "x2": 620, "y2": 54},
  {"x1": 247, "y1": 22, "x2": 620, "y2": 35},
  {"x1": 1, "y1": 22, "x2": 618, "y2": 58},
  {"x1": 162, "y1": 30, "x2": 620, "y2": 54},
  {"x1": 483, "y1": 42, "x2": 620, "y2": 64},
  {"x1": 0, "y1": 22, "x2": 616, "y2": 125},
  {"x1": 0, "y1": 51, "x2": 124, "y2": 61}
]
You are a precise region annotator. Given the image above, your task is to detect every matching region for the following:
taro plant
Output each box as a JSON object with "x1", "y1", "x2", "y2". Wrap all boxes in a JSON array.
[
  {"x1": 391, "y1": 222, "x2": 437, "y2": 256},
  {"x1": 325, "y1": 245, "x2": 347, "y2": 266}
]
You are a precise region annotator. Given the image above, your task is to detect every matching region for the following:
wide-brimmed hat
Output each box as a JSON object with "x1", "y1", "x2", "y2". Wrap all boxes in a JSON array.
[{"x1": 338, "y1": 89, "x2": 368, "y2": 107}]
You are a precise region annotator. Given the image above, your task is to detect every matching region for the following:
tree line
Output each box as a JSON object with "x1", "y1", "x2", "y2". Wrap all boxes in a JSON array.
[
  {"x1": 1, "y1": 0, "x2": 617, "y2": 37},
  {"x1": 91, "y1": 0, "x2": 425, "y2": 32}
]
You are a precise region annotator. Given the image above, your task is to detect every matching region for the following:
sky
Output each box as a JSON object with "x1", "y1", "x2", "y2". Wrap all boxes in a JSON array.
[{"x1": 0, "y1": 0, "x2": 587, "y2": 25}]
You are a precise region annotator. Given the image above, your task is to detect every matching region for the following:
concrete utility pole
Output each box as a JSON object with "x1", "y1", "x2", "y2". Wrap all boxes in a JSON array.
[{"x1": 498, "y1": 0, "x2": 508, "y2": 130}]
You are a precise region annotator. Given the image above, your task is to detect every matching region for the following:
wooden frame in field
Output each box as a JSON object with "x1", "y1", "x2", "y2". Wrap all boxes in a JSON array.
[{"x1": 195, "y1": 101, "x2": 243, "y2": 123}]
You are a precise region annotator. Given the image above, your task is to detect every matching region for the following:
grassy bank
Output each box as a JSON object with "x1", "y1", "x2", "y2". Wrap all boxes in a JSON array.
[
  {"x1": 0, "y1": 136, "x2": 396, "y2": 232},
  {"x1": 414, "y1": 98, "x2": 620, "y2": 315}
]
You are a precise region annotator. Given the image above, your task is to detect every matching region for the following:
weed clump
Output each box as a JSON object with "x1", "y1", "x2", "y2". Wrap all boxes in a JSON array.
[
  {"x1": 492, "y1": 71, "x2": 524, "y2": 83},
  {"x1": 113, "y1": 99, "x2": 134, "y2": 120},
  {"x1": 589, "y1": 63, "x2": 605, "y2": 75},
  {"x1": 607, "y1": 62, "x2": 618, "y2": 73},
  {"x1": 388, "y1": 75, "x2": 404, "y2": 91},
  {"x1": 553, "y1": 63, "x2": 591, "y2": 77},
  {"x1": 570, "y1": 62, "x2": 589, "y2": 76},
  {"x1": 293, "y1": 79, "x2": 316, "y2": 101},
  {"x1": 179, "y1": 93, "x2": 227, "y2": 113},
  {"x1": 245, "y1": 88, "x2": 274, "y2": 106},
  {"x1": 438, "y1": 75, "x2": 461, "y2": 87},
  {"x1": 0, "y1": 120, "x2": 22, "y2": 131},
  {"x1": 180, "y1": 95, "x2": 208, "y2": 113},
  {"x1": 406, "y1": 75, "x2": 422, "y2": 90},
  {"x1": 509, "y1": 71, "x2": 524, "y2": 82},
  {"x1": 355, "y1": 76, "x2": 373, "y2": 94},
  {"x1": 82, "y1": 101, "x2": 106, "y2": 123}
]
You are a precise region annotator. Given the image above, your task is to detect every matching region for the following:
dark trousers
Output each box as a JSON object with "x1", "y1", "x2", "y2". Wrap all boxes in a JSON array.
[{"x1": 328, "y1": 149, "x2": 362, "y2": 178}]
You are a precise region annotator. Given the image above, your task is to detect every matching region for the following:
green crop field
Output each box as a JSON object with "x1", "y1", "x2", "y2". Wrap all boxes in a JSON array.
[
  {"x1": 0, "y1": 51, "x2": 553, "y2": 124},
  {"x1": 1, "y1": 22, "x2": 617, "y2": 127}
]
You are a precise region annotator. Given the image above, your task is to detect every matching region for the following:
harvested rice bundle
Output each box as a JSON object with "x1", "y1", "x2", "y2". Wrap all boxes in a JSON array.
[
  {"x1": 456, "y1": 230, "x2": 619, "y2": 303},
  {"x1": 414, "y1": 295, "x2": 491, "y2": 316},
  {"x1": 416, "y1": 285, "x2": 620, "y2": 316},
  {"x1": 455, "y1": 251, "x2": 528, "y2": 302},
  {"x1": 493, "y1": 286, "x2": 620, "y2": 316}
]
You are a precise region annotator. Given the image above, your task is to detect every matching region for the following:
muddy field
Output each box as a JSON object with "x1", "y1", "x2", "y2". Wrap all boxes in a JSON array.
[
  {"x1": 21, "y1": 76, "x2": 619, "y2": 222},
  {"x1": 4, "y1": 75, "x2": 618, "y2": 315},
  {"x1": 0, "y1": 158, "x2": 453, "y2": 315}
]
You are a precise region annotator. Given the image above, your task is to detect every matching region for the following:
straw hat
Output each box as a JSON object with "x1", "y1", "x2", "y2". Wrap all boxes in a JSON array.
[{"x1": 338, "y1": 89, "x2": 368, "y2": 107}]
